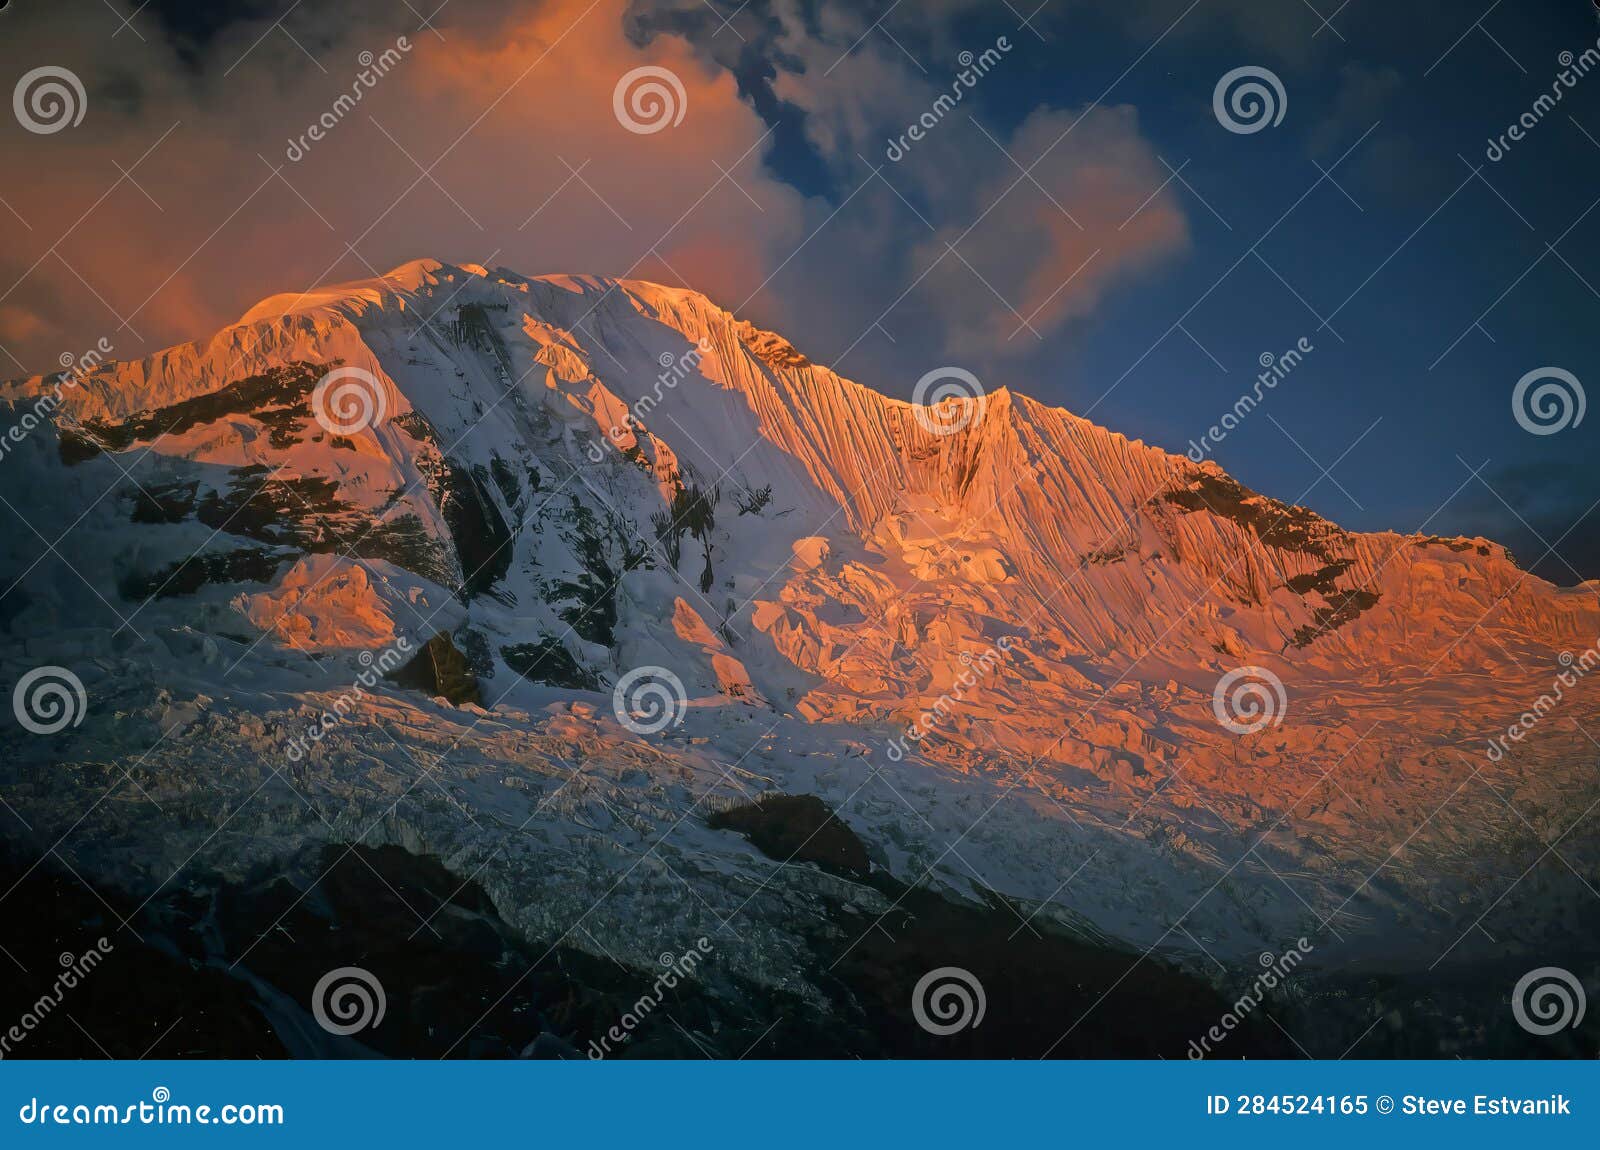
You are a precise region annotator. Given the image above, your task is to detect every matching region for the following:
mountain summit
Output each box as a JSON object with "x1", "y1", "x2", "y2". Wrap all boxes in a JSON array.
[{"x1": 2, "y1": 258, "x2": 1596, "y2": 989}]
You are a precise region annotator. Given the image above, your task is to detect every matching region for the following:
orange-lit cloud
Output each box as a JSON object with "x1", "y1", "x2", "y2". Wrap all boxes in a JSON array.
[
  {"x1": 912, "y1": 105, "x2": 1189, "y2": 357},
  {"x1": 0, "y1": 0, "x2": 808, "y2": 375},
  {"x1": 0, "y1": 0, "x2": 1187, "y2": 390}
]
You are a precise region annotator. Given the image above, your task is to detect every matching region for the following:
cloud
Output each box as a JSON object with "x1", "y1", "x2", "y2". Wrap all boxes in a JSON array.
[
  {"x1": 0, "y1": 304, "x2": 49, "y2": 351},
  {"x1": 0, "y1": 0, "x2": 1185, "y2": 398},
  {"x1": 629, "y1": 2, "x2": 1191, "y2": 369},
  {"x1": 0, "y1": 0, "x2": 810, "y2": 375},
  {"x1": 910, "y1": 104, "x2": 1189, "y2": 358}
]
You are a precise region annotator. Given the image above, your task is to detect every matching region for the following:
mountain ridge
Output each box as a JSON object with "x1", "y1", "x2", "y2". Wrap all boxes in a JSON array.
[{"x1": 1, "y1": 256, "x2": 1596, "y2": 986}]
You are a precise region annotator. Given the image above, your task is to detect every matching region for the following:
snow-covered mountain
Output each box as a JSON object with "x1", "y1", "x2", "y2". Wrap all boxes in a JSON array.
[{"x1": 2, "y1": 258, "x2": 1597, "y2": 1019}]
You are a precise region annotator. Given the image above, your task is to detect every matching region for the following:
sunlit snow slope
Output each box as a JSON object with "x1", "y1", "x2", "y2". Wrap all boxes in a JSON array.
[{"x1": 2, "y1": 258, "x2": 1596, "y2": 985}]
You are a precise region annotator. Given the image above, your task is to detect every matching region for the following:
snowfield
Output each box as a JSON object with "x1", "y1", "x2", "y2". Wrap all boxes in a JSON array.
[{"x1": 2, "y1": 258, "x2": 1597, "y2": 1016}]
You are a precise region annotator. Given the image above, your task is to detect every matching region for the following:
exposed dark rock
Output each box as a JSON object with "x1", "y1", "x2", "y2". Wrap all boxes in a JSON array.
[
  {"x1": 709, "y1": 794, "x2": 871, "y2": 880},
  {"x1": 129, "y1": 480, "x2": 199, "y2": 524},
  {"x1": 500, "y1": 638, "x2": 600, "y2": 690},
  {"x1": 389, "y1": 410, "x2": 437, "y2": 444},
  {"x1": 1285, "y1": 559, "x2": 1354, "y2": 595},
  {"x1": 442, "y1": 462, "x2": 514, "y2": 598},
  {"x1": 1290, "y1": 588, "x2": 1381, "y2": 649},
  {"x1": 195, "y1": 465, "x2": 454, "y2": 588},
  {"x1": 1160, "y1": 471, "x2": 1342, "y2": 559},
  {"x1": 548, "y1": 497, "x2": 651, "y2": 648},
  {"x1": 0, "y1": 852, "x2": 288, "y2": 1059},
  {"x1": 117, "y1": 546, "x2": 291, "y2": 600},
  {"x1": 1413, "y1": 534, "x2": 1491, "y2": 557},
  {"x1": 386, "y1": 631, "x2": 481, "y2": 705},
  {"x1": 59, "y1": 362, "x2": 327, "y2": 463},
  {"x1": 821, "y1": 878, "x2": 1296, "y2": 1059},
  {"x1": 489, "y1": 454, "x2": 521, "y2": 507}
]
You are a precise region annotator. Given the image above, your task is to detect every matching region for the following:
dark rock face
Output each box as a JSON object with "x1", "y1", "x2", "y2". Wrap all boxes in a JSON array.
[
  {"x1": 709, "y1": 794, "x2": 872, "y2": 880},
  {"x1": 500, "y1": 638, "x2": 600, "y2": 690},
  {"x1": 0, "y1": 853, "x2": 289, "y2": 1059},
  {"x1": 9, "y1": 837, "x2": 1583, "y2": 1060},
  {"x1": 1160, "y1": 470, "x2": 1344, "y2": 558},
  {"x1": 59, "y1": 362, "x2": 328, "y2": 463},
  {"x1": 386, "y1": 632, "x2": 481, "y2": 705}
]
